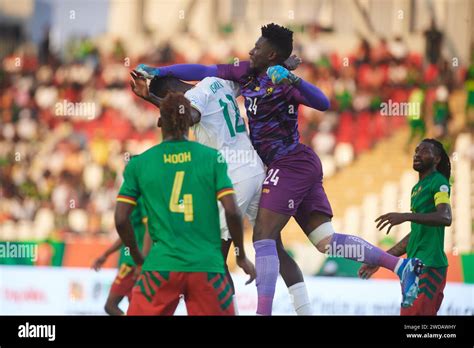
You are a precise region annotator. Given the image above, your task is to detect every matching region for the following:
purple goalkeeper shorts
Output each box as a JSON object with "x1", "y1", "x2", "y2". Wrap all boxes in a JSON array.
[{"x1": 259, "y1": 143, "x2": 333, "y2": 228}]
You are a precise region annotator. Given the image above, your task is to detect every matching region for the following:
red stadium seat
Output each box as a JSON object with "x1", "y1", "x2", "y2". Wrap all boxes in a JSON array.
[
  {"x1": 390, "y1": 88, "x2": 410, "y2": 128},
  {"x1": 373, "y1": 110, "x2": 387, "y2": 140},
  {"x1": 354, "y1": 111, "x2": 371, "y2": 153},
  {"x1": 336, "y1": 111, "x2": 353, "y2": 144}
]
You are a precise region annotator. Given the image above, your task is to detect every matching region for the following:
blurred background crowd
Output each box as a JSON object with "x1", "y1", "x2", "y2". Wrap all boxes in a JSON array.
[{"x1": 0, "y1": 0, "x2": 473, "y2": 272}]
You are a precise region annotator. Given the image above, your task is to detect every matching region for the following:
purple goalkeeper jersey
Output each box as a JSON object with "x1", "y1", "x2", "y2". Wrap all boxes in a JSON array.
[
  {"x1": 217, "y1": 62, "x2": 310, "y2": 165},
  {"x1": 155, "y1": 61, "x2": 329, "y2": 165}
]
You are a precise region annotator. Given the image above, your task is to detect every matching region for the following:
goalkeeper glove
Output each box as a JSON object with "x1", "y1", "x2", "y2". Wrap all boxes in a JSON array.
[
  {"x1": 135, "y1": 64, "x2": 161, "y2": 79},
  {"x1": 266, "y1": 65, "x2": 301, "y2": 85}
]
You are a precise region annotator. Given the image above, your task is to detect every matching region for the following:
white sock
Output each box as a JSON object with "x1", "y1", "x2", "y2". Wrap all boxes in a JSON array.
[
  {"x1": 233, "y1": 296, "x2": 239, "y2": 315},
  {"x1": 288, "y1": 282, "x2": 312, "y2": 315}
]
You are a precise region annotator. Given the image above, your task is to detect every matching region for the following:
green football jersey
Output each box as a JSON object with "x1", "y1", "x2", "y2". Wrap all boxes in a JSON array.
[
  {"x1": 407, "y1": 171, "x2": 450, "y2": 267},
  {"x1": 118, "y1": 197, "x2": 147, "y2": 267},
  {"x1": 117, "y1": 140, "x2": 234, "y2": 273}
]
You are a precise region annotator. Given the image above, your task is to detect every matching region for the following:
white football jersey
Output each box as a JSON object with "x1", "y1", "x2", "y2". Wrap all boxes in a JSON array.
[{"x1": 185, "y1": 77, "x2": 265, "y2": 184}]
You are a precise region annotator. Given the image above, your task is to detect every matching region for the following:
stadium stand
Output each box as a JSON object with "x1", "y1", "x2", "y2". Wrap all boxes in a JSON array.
[{"x1": 0, "y1": 28, "x2": 472, "y2": 274}]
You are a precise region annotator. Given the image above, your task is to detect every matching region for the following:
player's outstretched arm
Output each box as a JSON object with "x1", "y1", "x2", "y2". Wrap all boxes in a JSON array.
[
  {"x1": 136, "y1": 60, "x2": 253, "y2": 83},
  {"x1": 135, "y1": 55, "x2": 301, "y2": 82},
  {"x1": 114, "y1": 202, "x2": 145, "y2": 267},
  {"x1": 219, "y1": 194, "x2": 256, "y2": 284},
  {"x1": 375, "y1": 203, "x2": 451, "y2": 235},
  {"x1": 136, "y1": 63, "x2": 218, "y2": 81},
  {"x1": 92, "y1": 237, "x2": 123, "y2": 271},
  {"x1": 294, "y1": 79, "x2": 330, "y2": 110},
  {"x1": 404, "y1": 203, "x2": 452, "y2": 226},
  {"x1": 267, "y1": 65, "x2": 330, "y2": 111}
]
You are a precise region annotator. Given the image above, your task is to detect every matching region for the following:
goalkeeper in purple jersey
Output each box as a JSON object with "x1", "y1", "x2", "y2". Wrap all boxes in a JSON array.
[{"x1": 137, "y1": 23, "x2": 424, "y2": 315}]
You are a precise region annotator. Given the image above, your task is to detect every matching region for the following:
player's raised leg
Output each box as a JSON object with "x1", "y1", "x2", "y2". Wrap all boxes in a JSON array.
[
  {"x1": 301, "y1": 210, "x2": 423, "y2": 307},
  {"x1": 285, "y1": 143, "x2": 423, "y2": 307}
]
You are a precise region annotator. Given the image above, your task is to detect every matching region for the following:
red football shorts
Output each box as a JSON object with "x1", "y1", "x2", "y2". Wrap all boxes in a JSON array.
[
  {"x1": 110, "y1": 263, "x2": 137, "y2": 300},
  {"x1": 127, "y1": 271, "x2": 235, "y2": 316},
  {"x1": 401, "y1": 267, "x2": 447, "y2": 316}
]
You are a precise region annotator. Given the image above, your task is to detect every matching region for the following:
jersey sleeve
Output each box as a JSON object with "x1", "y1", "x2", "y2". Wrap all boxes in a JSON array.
[
  {"x1": 214, "y1": 150, "x2": 234, "y2": 200},
  {"x1": 117, "y1": 158, "x2": 141, "y2": 205},
  {"x1": 431, "y1": 174, "x2": 451, "y2": 206},
  {"x1": 286, "y1": 80, "x2": 330, "y2": 111},
  {"x1": 216, "y1": 61, "x2": 251, "y2": 82},
  {"x1": 185, "y1": 86, "x2": 208, "y2": 115},
  {"x1": 159, "y1": 64, "x2": 218, "y2": 80},
  {"x1": 136, "y1": 198, "x2": 148, "y2": 223}
]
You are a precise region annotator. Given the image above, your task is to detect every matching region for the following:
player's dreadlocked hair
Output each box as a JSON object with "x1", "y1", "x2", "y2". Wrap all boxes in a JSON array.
[
  {"x1": 261, "y1": 23, "x2": 293, "y2": 61},
  {"x1": 159, "y1": 92, "x2": 192, "y2": 139},
  {"x1": 422, "y1": 138, "x2": 451, "y2": 180}
]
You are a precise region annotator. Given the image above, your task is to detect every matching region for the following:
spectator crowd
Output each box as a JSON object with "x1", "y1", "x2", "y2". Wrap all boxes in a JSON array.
[{"x1": 0, "y1": 27, "x2": 470, "y2": 241}]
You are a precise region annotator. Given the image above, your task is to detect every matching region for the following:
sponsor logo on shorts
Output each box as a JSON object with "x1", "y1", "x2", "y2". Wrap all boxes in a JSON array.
[
  {"x1": 288, "y1": 200, "x2": 294, "y2": 209},
  {"x1": 262, "y1": 188, "x2": 270, "y2": 194},
  {"x1": 411, "y1": 186, "x2": 422, "y2": 197}
]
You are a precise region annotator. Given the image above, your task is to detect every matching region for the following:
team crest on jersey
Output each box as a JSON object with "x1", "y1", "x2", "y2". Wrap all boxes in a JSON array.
[
  {"x1": 411, "y1": 186, "x2": 422, "y2": 197},
  {"x1": 265, "y1": 87, "x2": 274, "y2": 96}
]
